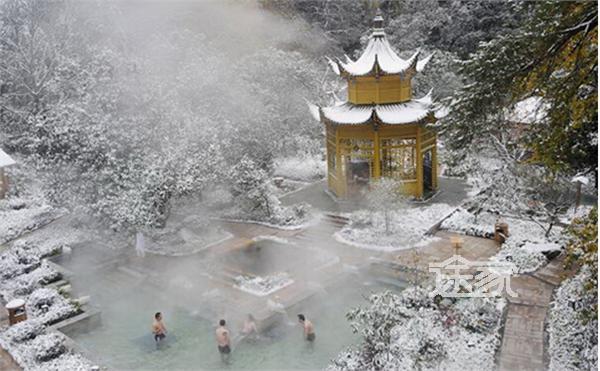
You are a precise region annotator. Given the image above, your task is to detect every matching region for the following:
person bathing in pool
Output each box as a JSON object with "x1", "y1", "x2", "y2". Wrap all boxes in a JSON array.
[
  {"x1": 242, "y1": 314, "x2": 258, "y2": 339},
  {"x1": 152, "y1": 312, "x2": 167, "y2": 343},
  {"x1": 298, "y1": 314, "x2": 315, "y2": 342},
  {"x1": 216, "y1": 319, "x2": 231, "y2": 362}
]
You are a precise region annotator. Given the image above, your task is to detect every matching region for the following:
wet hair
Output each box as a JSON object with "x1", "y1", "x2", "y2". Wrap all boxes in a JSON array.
[
  {"x1": 297, "y1": 314, "x2": 305, "y2": 322},
  {"x1": 248, "y1": 314, "x2": 255, "y2": 321},
  {"x1": 155, "y1": 312, "x2": 161, "y2": 320},
  {"x1": 219, "y1": 319, "x2": 226, "y2": 326}
]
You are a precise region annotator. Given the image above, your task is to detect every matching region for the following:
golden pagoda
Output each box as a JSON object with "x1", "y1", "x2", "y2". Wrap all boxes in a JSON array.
[{"x1": 309, "y1": 10, "x2": 438, "y2": 199}]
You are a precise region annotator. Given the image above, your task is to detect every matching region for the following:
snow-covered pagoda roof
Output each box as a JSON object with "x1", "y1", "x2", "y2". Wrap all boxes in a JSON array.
[
  {"x1": 309, "y1": 91, "x2": 435, "y2": 125},
  {"x1": 0, "y1": 148, "x2": 16, "y2": 167},
  {"x1": 327, "y1": 10, "x2": 433, "y2": 77}
]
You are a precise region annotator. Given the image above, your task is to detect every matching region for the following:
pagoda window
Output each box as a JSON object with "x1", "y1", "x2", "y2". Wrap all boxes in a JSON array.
[
  {"x1": 380, "y1": 138, "x2": 417, "y2": 180},
  {"x1": 339, "y1": 138, "x2": 374, "y2": 184}
]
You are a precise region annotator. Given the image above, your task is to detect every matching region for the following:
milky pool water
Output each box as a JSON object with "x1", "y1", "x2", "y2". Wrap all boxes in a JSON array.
[{"x1": 67, "y1": 277, "x2": 404, "y2": 370}]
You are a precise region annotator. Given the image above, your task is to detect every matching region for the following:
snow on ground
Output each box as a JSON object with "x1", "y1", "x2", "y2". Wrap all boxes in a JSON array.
[
  {"x1": 273, "y1": 155, "x2": 325, "y2": 182},
  {"x1": 0, "y1": 327, "x2": 94, "y2": 371},
  {"x1": 560, "y1": 204, "x2": 595, "y2": 225},
  {"x1": 220, "y1": 186, "x2": 311, "y2": 229},
  {"x1": 335, "y1": 204, "x2": 455, "y2": 251},
  {"x1": 329, "y1": 285, "x2": 506, "y2": 371},
  {"x1": 441, "y1": 207, "x2": 565, "y2": 273},
  {"x1": 233, "y1": 272, "x2": 294, "y2": 296},
  {"x1": 440, "y1": 207, "x2": 496, "y2": 238},
  {"x1": 269, "y1": 177, "x2": 311, "y2": 197},
  {"x1": 547, "y1": 266, "x2": 598, "y2": 371},
  {"x1": 0, "y1": 195, "x2": 65, "y2": 245},
  {"x1": 0, "y1": 224, "x2": 96, "y2": 370},
  {"x1": 492, "y1": 240, "x2": 560, "y2": 274}
]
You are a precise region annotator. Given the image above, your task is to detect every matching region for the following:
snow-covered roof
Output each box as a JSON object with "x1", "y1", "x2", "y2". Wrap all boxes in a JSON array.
[
  {"x1": 434, "y1": 105, "x2": 450, "y2": 119},
  {"x1": 0, "y1": 148, "x2": 16, "y2": 167},
  {"x1": 571, "y1": 175, "x2": 589, "y2": 185},
  {"x1": 505, "y1": 96, "x2": 549, "y2": 124},
  {"x1": 311, "y1": 91, "x2": 434, "y2": 125},
  {"x1": 328, "y1": 12, "x2": 432, "y2": 77}
]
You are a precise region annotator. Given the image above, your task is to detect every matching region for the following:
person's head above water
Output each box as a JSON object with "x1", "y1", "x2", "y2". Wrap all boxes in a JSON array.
[
  {"x1": 248, "y1": 314, "x2": 255, "y2": 321},
  {"x1": 219, "y1": 319, "x2": 226, "y2": 326},
  {"x1": 297, "y1": 314, "x2": 305, "y2": 322},
  {"x1": 155, "y1": 312, "x2": 162, "y2": 320}
]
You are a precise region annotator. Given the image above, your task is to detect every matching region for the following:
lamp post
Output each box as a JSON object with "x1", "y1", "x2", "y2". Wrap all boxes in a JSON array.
[
  {"x1": 450, "y1": 236, "x2": 464, "y2": 256},
  {"x1": 571, "y1": 175, "x2": 589, "y2": 214}
]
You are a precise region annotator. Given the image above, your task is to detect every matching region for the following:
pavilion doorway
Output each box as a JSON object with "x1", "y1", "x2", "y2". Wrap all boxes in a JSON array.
[
  {"x1": 423, "y1": 149, "x2": 433, "y2": 193},
  {"x1": 340, "y1": 138, "x2": 374, "y2": 198}
]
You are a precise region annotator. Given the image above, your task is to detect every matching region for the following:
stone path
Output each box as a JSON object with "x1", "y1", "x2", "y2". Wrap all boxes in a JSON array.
[{"x1": 498, "y1": 257, "x2": 567, "y2": 371}]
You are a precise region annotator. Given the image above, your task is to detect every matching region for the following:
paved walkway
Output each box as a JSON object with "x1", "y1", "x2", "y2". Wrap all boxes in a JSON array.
[{"x1": 498, "y1": 257, "x2": 568, "y2": 371}]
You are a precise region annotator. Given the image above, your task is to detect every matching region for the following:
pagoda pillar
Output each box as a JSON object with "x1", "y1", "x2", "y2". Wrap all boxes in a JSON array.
[
  {"x1": 373, "y1": 125, "x2": 381, "y2": 179},
  {"x1": 335, "y1": 126, "x2": 345, "y2": 197},
  {"x1": 432, "y1": 138, "x2": 438, "y2": 189},
  {"x1": 415, "y1": 125, "x2": 423, "y2": 199}
]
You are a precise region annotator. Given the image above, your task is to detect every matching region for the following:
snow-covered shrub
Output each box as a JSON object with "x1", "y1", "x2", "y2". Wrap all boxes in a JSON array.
[
  {"x1": 30, "y1": 353, "x2": 96, "y2": 371},
  {"x1": 2, "y1": 262, "x2": 61, "y2": 298},
  {"x1": 2, "y1": 319, "x2": 45, "y2": 344},
  {"x1": 400, "y1": 285, "x2": 436, "y2": 310},
  {"x1": 0, "y1": 195, "x2": 61, "y2": 244},
  {"x1": 454, "y1": 298, "x2": 503, "y2": 334},
  {"x1": 30, "y1": 332, "x2": 66, "y2": 362},
  {"x1": 12, "y1": 236, "x2": 68, "y2": 259},
  {"x1": 440, "y1": 207, "x2": 495, "y2": 237},
  {"x1": 0, "y1": 233, "x2": 71, "y2": 284},
  {"x1": 227, "y1": 155, "x2": 310, "y2": 227},
  {"x1": 0, "y1": 245, "x2": 42, "y2": 280},
  {"x1": 26, "y1": 288, "x2": 78, "y2": 325},
  {"x1": 273, "y1": 155, "x2": 325, "y2": 181},
  {"x1": 234, "y1": 272, "x2": 294, "y2": 296},
  {"x1": 0, "y1": 252, "x2": 27, "y2": 280},
  {"x1": 336, "y1": 204, "x2": 454, "y2": 251},
  {"x1": 329, "y1": 285, "x2": 506, "y2": 371},
  {"x1": 548, "y1": 266, "x2": 598, "y2": 371},
  {"x1": 389, "y1": 316, "x2": 447, "y2": 369},
  {"x1": 494, "y1": 240, "x2": 542, "y2": 273}
]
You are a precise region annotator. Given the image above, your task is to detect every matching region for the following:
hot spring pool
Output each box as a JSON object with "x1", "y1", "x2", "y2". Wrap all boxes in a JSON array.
[
  {"x1": 218, "y1": 239, "x2": 337, "y2": 278},
  {"x1": 66, "y1": 277, "x2": 405, "y2": 370}
]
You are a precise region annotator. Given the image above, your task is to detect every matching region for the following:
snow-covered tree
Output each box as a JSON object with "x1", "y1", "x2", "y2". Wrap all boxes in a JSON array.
[
  {"x1": 365, "y1": 178, "x2": 407, "y2": 235},
  {"x1": 443, "y1": 1, "x2": 597, "y2": 176}
]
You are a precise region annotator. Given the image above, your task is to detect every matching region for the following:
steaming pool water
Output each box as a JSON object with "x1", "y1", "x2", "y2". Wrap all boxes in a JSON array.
[
  {"x1": 54, "y1": 238, "x2": 405, "y2": 369},
  {"x1": 65, "y1": 276, "x2": 404, "y2": 370}
]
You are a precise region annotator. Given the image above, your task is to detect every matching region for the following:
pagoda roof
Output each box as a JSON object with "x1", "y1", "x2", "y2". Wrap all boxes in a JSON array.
[
  {"x1": 309, "y1": 90, "x2": 435, "y2": 126},
  {"x1": 327, "y1": 11, "x2": 433, "y2": 77}
]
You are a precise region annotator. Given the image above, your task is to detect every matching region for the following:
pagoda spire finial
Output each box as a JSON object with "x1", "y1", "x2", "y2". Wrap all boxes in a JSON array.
[
  {"x1": 373, "y1": 7, "x2": 384, "y2": 29},
  {"x1": 372, "y1": 6, "x2": 385, "y2": 37}
]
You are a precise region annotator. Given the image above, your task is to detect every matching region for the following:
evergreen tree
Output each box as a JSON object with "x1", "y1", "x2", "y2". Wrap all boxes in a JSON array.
[{"x1": 443, "y1": 1, "x2": 597, "y2": 177}]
